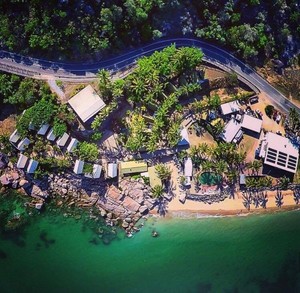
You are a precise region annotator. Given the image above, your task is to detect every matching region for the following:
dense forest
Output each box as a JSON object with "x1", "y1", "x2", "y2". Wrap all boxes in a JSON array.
[{"x1": 0, "y1": 0, "x2": 299, "y2": 64}]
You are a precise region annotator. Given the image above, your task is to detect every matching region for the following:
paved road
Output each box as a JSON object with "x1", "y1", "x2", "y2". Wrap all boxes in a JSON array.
[{"x1": 0, "y1": 38, "x2": 297, "y2": 114}]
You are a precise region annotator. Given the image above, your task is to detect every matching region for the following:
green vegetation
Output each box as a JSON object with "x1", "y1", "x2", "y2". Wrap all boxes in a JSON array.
[
  {"x1": 265, "y1": 105, "x2": 274, "y2": 118},
  {"x1": 76, "y1": 142, "x2": 98, "y2": 162},
  {"x1": 151, "y1": 185, "x2": 164, "y2": 198}
]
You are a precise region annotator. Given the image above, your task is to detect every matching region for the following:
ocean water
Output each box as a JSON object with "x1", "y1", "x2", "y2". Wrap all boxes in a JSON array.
[{"x1": 1, "y1": 209, "x2": 300, "y2": 293}]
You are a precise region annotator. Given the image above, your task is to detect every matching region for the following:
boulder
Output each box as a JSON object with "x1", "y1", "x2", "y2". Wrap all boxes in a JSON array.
[
  {"x1": 122, "y1": 221, "x2": 129, "y2": 228},
  {"x1": 19, "y1": 179, "x2": 29, "y2": 187},
  {"x1": 61, "y1": 188, "x2": 68, "y2": 195},
  {"x1": 35, "y1": 202, "x2": 44, "y2": 210},
  {"x1": 124, "y1": 217, "x2": 132, "y2": 223},
  {"x1": 139, "y1": 205, "x2": 148, "y2": 214}
]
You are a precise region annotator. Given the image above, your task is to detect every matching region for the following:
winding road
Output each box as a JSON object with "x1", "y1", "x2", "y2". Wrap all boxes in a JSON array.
[{"x1": 0, "y1": 37, "x2": 298, "y2": 114}]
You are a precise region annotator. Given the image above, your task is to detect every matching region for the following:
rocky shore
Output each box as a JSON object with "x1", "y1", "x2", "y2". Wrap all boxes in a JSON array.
[{"x1": 0, "y1": 153, "x2": 157, "y2": 236}]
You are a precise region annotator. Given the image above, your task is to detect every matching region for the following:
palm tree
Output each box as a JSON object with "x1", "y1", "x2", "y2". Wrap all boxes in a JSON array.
[
  {"x1": 201, "y1": 161, "x2": 213, "y2": 172},
  {"x1": 155, "y1": 164, "x2": 172, "y2": 182},
  {"x1": 248, "y1": 160, "x2": 262, "y2": 175},
  {"x1": 198, "y1": 143, "x2": 209, "y2": 160},
  {"x1": 214, "y1": 160, "x2": 227, "y2": 177},
  {"x1": 151, "y1": 185, "x2": 164, "y2": 198},
  {"x1": 279, "y1": 176, "x2": 290, "y2": 190}
]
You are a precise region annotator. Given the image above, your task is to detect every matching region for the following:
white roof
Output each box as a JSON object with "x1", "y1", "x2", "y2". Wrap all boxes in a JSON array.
[
  {"x1": 67, "y1": 138, "x2": 79, "y2": 152},
  {"x1": 17, "y1": 154, "x2": 28, "y2": 169},
  {"x1": 262, "y1": 132, "x2": 299, "y2": 173},
  {"x1": 220, "y1": 119, "x2": 242, "y2": 143},
  {"x1": 9, "y1": 129, "x2": 20, "y2": 143},
  {"x1": 184, "y1": 158, "x2": 193, "y2": 177},
  {"x1": 56, "y1": 133, "x2": 70, "y2": 147},
  {"x1": 178, "y1": 128, "x2": 190, "y2": 146},
  {"x1": 68, "y1": 85, "x2": 106, "y2": 122},
  {"x1": 37, "y1": 124, "x2": 50, "y2": 135},
  {"x1": 107, "y1": 163, "x2": 118, "y2": 178},
  {"x1": 73, "y1": 159, "x2": 84, "y2": 174},
  {"x1": 17, "y1": 137, "x2": 30, "y2": 151},
  {"x1": 27, "y1": 159, "x2": 38, "y2": 173},
  {"x1": 220, "y1": 100, "x2": 240, "y2": 116},
  {"x1": 46, "y1": 128, "x2": 57, "y2": 141},
  {"x1": 85, "y1": 164, "x2": 102, "y2": 179},
  {"x1": 241, "y1": 115, "x2": 262, "y2": 133}
]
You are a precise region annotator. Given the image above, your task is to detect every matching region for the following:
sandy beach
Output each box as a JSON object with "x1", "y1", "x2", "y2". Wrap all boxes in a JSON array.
[{"x1": 167, "y1": 189, "x2": 300, "y2": 217}]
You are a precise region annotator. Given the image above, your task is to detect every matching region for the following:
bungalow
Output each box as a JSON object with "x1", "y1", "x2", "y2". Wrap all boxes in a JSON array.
[
  {"x1": 107, "y1": 163, "x2": 118, "y2": 178},
  {"x1": 241, "y1": 114, "x2": 262, "y2": 138},
  {"x1": 17, "y1": 137, "x2": 30, "y2": 151},
  {"x1": 119, "y1": 161, "x2": 148, "y2": 177},
  {"x1": 259, "y1": 132, "x2": 299, "y2": 174},
  {"x1": 148, "y1": 166, "x2": 162, "y2": 188},
  {"x1": 37, "y1": 124, "x2": 50, "y2": 135},
  {"x1": 68, "y1": 85, "x2": 106, "y2": 123},
  {"x1": 46, "y1": 128, "x2": 57, "y2": 141},
  {"x1": 27, "y1": 159, "x2": 38, "y2": 174},
  {"x1": 220, "y1": 119, "x2": 243, "y2": 144},
  {"x1": 73, "y1": 159, "x2": 84, "y2": 174},
  {"x1": 17, "y1": 154, "x2": 28, "y2": 169},
  {"x1": 67, "y1": 138, "x2": 79, "y2": 153},
  {"x1": 56, "y1": 133, "x2": 70, "y2": 147},
  {"x1": 85, "y1": 164, "x2": 102, "y2": 179}
]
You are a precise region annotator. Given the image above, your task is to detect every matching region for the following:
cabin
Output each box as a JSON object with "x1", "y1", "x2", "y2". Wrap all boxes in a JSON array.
[
  {"x1": 178, "y1": 128, "x2": 190, "y2": 147},
  {"x1": 56, "y1": 133, "x2": 70, "y2": 148},
  {"x1": 27, "y1": 159, "x2": 38, "y2": 173},
  {"x1": 73, "y1": 159, "x2": 84, "y2": 174},
  {"x1": 85, "y1": 164, "x2": 102, "y2": 179},
  {"x1": 9, "y1": 129, "x2": 20, "y2": 144},
  {"x1": 47, "y1": 128, "x2": 57, "y2": 141},
  {"x1": 37, "y1": 124, "x2": 50, "y2": 135},
  {"x1": 67, "y1": 138, "x2": 79, "y2": 153},
  {"x1": 148, "y1": 166, "x2": 162, "y2": 188},
  {"x1": 259, "y1": 132, "x2": 299, "y2": 174},
  {"x1": 17, "y1": 137, "x2": 30, "y2": 151},
  {"x1": 107, "y1": 163, "x2": 118, "y2": 178},
  {"x1": 184, "y1": 158, "x2": 193, "y2": 187},
  {"x1": 119, "y1": 161, "x2": 148, "y2": 177},
  {"x1": 17, "y1": 154, "x2": 28, "y2": 169},
  {"x1": 68, "y1": 85, "x2": 106, "y2": 123}
]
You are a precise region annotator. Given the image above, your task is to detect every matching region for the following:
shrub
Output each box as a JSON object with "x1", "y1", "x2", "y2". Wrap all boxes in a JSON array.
[
  {"x1": 77, "y1": 142, "x2": 98, "y2": 162},
  {"x1": 265, "y1": 105, "x2": 274, "y2": 118}
]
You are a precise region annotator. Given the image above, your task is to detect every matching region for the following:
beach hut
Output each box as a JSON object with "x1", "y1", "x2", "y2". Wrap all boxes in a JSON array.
[
  {"x1": 47, "y1": 128, "x2": 57, "y2": 141},
  {"x1": 56, "y1": 133, "x2": 70, "y2": 147},
  {"x1": 73, "y1": 159, "x2": 84, "y2": 174},
  {"x1": 119, "y1": 161, "x2": 148, "y2": 177},
  {"x1": 67, "y1": 138, "x2": 79, "y2": 153},
  {"x1": 107, "y1": 163, "x2": 118, "y2": 178},
  {"x1": 17, "y1": 137, "x2": 30, "y2": 151},
  {"x1": 37, "y1": 124, "x2": 50, "y2": 135},
  {"x1": 9, "y1": 129, "x2": 20, "y2": 144},
  {"x1": 27, "y1": 159, "x2": 39, "y2": 173},
  {"x1": 17, "y1": 154, "x2": 28, "y2": 169}
]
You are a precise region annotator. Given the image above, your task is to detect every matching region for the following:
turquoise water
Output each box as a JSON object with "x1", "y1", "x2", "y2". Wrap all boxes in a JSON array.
[{"x1": 1, "y1": 210, "x2": 300, "y2": 293}]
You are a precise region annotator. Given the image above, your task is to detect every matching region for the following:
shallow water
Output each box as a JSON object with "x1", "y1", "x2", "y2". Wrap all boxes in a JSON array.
[{"x1": 1, "y1": 208, "x2": 300, "y2": 293}]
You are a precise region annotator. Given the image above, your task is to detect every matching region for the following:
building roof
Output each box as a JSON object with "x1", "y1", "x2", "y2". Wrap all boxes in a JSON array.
[
  {"x1": 107, "y1": 163, "x2": 118, "y2": 178},
  {"x1": 46, "y1": 128, "x2": 57, "y2": 141},
  {"x1": 68, "y1": 85, "x2": 106, "y2": 122},
  {"x1": 148, "y1": 166, "x2": 162, "y2": 188},
  {"x1": 37, "y1": 124, "x2": 50, "y2": 135},
  {"x1": 220, "y1": 100, "x2": 240, "y2": 116},
  {"x1": 119, "y1": 161, "x2": 148, "y2": 177},
  {"x1": 85, "y1": 164, "x2": 102, "y2": 179},
  {"x1": 184, "y1": 158, "x2": 193, "y2": 177},
  {"x1": 178, "y1": 128, "x2": 190, "y2": 146},
  {"x1": 261, "y1": 132, "x2": 299, "y2": 173},
  {"x1": 241, "y1": 114, "x2": 262, "y2": 133},
  {"x1": 73, "y1": 159, "x2": 84, "y2": 174},
  {"x1": 9, "y1": 129, "x2": 20, "y2": 143},
  {"x1": 239, "y1": 174, "x2": 246, "y2": 185},
  {"x1": 17, "y1": 154, "x2": 28, "y2": 169},
  {"x1": 56, "y1": 133, "x2": 70, "y2": 147},
  {"x1": 27, "y1": 159, "x2": 38, "y2": 173},
  {"x1": 17, "y1": 137, "x2": 30, "y2": 151},
  {"x1": 67, "y1": 138, "x2": 79, "y2": 153},
  {"x1": 220, "y1": 119, "x2": 242, "y2": 143}
]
